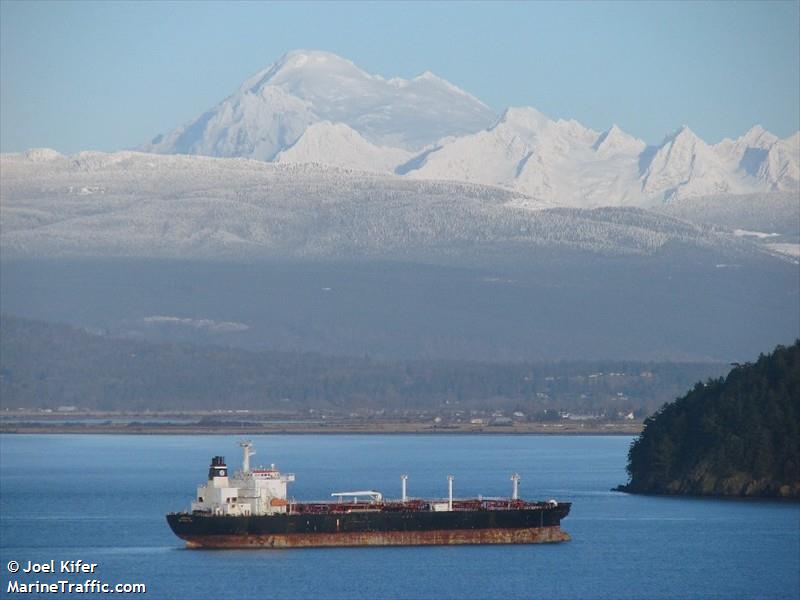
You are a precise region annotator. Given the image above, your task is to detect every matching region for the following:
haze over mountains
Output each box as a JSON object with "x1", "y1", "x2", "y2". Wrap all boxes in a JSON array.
[
  {"x1": 1, "y1": 49, "x2": 798, "y2": 364},
  {"x1": 140, "y1": 50, "x2": 799, "y2": 207},
  {"x1": 1, "y1": 147, "x2": 796, "y2": 362}
]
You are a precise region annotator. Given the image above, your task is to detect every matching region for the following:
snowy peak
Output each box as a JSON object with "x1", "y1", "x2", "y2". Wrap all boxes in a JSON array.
[
  {"x1": 243, "y1": 50, "x2": 376, "y2": 97},
  {"x1": 410, "y1": 70, "x2": 488, "y2": 105},
  {"x1": 404, "y1": 115, "x2": 797, "y2": 206},
  {"x1": 740, "y1": 125, "x2": 778, "y2": 149},
  {"x1": 784, "y1": 131, "x2": 800, "y2": 147},
  {"x1": 641, "y1": 126, "x2": 734, "y2": 199},
  {"x1": 495, "y1": 106, "x2": 553, "y2": 134},
  {"x1": 592, "y1": 124, "x2": 646, "y2": 156},
  {"x1": 268, "y1": 49, "x2": 363, "y2": 76},
  {"x1": 662, "y1": 125, "x2": 702, "y2": 147},
  {"x1": 403, "y1": 105, "x2": 606, "y2": 204},
  {"x1": 274, "y1": 121, "x2": 411, "y2": 173},
  {"x1": 139, "y1": 49, "x2": 798, "y2": 206},
  {"x1": 715, "y1": 125, "x2": 777, "y2": 166},
  {"x1": 759, "y1": 133, "x2": 800, "y2": 191},
  {"x1": 490, "y1": 108, "x2": 598, "y2": 156},
  {"x1": 638, "y1": 123, "x2": 798, "y2": 200},
  {"x1": 711, "y1": 126, "x2": 799, "y2": 191},
  {"x1": 401, "y1": 107, "x2": 559, "y2": 189},
  {"x1": 414, "y1": 70, "x2": 444, "y2": 82},
  {"x1": 143, "y1": 50, "x2": 496, "y2": 161},
  {"x1": 145, "y1": 83, "x2": 315, "y2": 161}
]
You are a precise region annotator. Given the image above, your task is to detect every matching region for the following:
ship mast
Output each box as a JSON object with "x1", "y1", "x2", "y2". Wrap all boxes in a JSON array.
[
  {"x1": 511, "y1": 473, "x2": 521, "y2": 500},
  {"x1": 239, "y1": 440, "x2": 255, "y2": 473},
  {"x1": 447, "y1": 475, "x2": 454, "y2": 511}
]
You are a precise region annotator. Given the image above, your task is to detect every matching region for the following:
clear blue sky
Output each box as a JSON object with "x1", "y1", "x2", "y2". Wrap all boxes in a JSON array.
[{"x1": 1, "y1": 1, "x2": 798, "y2": 154}]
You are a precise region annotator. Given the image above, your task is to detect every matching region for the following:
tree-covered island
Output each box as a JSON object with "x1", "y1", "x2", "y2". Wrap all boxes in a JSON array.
[{"x1": 618, "y1": 341, "x2": 800, "y2": 499}]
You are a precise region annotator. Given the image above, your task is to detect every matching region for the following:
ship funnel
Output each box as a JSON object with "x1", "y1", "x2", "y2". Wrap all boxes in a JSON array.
[
  {"x1": 239, "y1": 441, "x2": 255, "y2": 473},
  {"x1": 208, "y1": 456, "x2": 228, "y2": 481}
]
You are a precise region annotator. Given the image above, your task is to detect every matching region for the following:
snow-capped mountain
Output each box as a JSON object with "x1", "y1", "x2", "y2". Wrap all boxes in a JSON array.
[
  {"x1": 404, "y1": 111, "x2": 799, "y2": 206},
  {"x1": 757, "y1": 132, "x2": 800, "y2": 191},
  {"x1": 140, "y1": 50, "x2": 799, "y2": 207},
  {"x1": 403, "y1": 106, "x2": 647, "y2": 207},
  {"x1": 714, "y1": 125, "x2": 778, "y2": 168},
  {"x1": 142, "y1": 50, "x2": 495, "y2": 161},
  {"x1": 640, "y1": 126, "x2": 738, "y2": 200}
]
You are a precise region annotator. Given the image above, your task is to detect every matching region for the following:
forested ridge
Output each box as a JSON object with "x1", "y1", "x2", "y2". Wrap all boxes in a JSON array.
[
  {"x1": 0, "y1": 315, "x2": 723, "y2": 415},
  {"x1": 620, "y1": 341, "x2": 800, "y2": 498}
]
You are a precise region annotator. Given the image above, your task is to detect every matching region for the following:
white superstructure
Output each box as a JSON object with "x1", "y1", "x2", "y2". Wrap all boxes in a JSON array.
[{"x1": 191, "y1": 441, "x2": 295, "y2": 516}]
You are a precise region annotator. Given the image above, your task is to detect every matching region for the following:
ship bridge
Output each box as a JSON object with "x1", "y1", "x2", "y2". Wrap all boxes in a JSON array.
[{"x1": 191, "y1": 441, "x2": 294, "y2": 517}]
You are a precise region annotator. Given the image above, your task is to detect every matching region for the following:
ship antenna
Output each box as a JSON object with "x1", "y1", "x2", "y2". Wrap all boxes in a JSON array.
[{"x1": 238, "y1": 440, "x2": 255, "y2": 473}]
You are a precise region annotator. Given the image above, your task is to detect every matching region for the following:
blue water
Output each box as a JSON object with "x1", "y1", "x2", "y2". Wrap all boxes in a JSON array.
[{"x1": 1, "y1": 435, "x2": 798, "y2": 599}]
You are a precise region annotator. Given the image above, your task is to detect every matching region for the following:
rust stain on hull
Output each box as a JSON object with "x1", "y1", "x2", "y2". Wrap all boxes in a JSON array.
[{"x1": 180, "y1": 526, "x2": 571, "y2": 549}]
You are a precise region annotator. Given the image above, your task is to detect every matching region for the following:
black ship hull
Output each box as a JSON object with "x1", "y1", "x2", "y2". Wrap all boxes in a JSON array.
[{"x1": 166, "y1": 503, "x2": 571, "y2": 548}]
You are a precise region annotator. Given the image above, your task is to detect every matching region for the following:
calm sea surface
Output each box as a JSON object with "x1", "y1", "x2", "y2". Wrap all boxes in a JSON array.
[{"x1": 1, "y1": 434, "x2": 798, "y2": 599}]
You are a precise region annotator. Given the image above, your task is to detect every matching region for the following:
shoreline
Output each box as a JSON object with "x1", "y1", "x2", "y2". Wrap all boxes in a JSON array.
[
  {"x1": 613, "y1": 485, "x2": 800, "y2": 502},
  {"x1": 0, "y1": 422, "x2": 642, "y2": 436}
]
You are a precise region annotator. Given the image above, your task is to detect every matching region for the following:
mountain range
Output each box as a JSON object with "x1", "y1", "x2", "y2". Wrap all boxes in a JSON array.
[
  {"x1": 141, "y1": 50, "x2": 799, "y2": 207},
  {"x1": 1, "y1": 50, "x2": 798, "y2": 363},
  {"x1": 1, "y1": 149, "x2": 794, "y2": 263},
  {"x1": 143, "y1": 50, "x2": 495, "y2": 159}
]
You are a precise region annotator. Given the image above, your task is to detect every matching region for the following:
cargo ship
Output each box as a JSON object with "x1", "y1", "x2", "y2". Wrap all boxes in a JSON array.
[{"x1": 166, "y1": 441, "x2": 571, "y2": 548}]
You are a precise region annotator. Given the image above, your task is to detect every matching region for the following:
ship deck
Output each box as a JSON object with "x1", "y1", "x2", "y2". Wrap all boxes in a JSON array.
[{"x1": 285, "y1": 499, "x2": 565, "y2": 514}]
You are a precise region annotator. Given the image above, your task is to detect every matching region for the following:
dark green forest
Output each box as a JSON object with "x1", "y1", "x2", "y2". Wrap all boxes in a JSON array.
[
  {"x1": 0, "y1": 315, "x2": 725, "y2": 415},
  {"x1": 620, "y1": 341, "x2": 800, "y2": 498}
]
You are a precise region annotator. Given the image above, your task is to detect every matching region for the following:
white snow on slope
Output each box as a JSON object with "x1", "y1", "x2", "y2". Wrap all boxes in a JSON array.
[
  {"x1": 404, "y1": 110, "x2": 799, "y2": 206},
  {"x1": 733, "y1": 229, "x2": 780, "y2": 239},
  {"x1": 1, "y1": 150, "x2": 762, "y2": 263},
  {"x1": 714, "y1": 125, "x2": 777, "y2": 168},
  {"x1": 759, "y1": 132, "x2": 800, "y2": 191},
  {"x1": 766, "y1": 243, "x2": 800, "y2": 259},
  {"x1": 592, "y1": 124, "x2": 647, "y2": 157},
  {"x1": 658, "y1": 192, "x2": 799, "y2": 238},
  {"x1": 0, "y1": 47, "x2": 740, "y2": 212},
  {"x1": 404, "y1": 107, "x2": 646, "y2": 207},
  {"x1": 142, "y1": 316, "x2": 249, "y2": 333},
  {"x1": 275, "y1": 122, "x2": 411, "y2": 173},
  {"x1": 142, "y1": 50, "x2": 495, "y2": 161},
  {"x1": 641, "y1": 126, "x2": 741, "y2": 200},
  {"x1": 138, "y1": 50, "x2": 799, "y2": 207}
]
